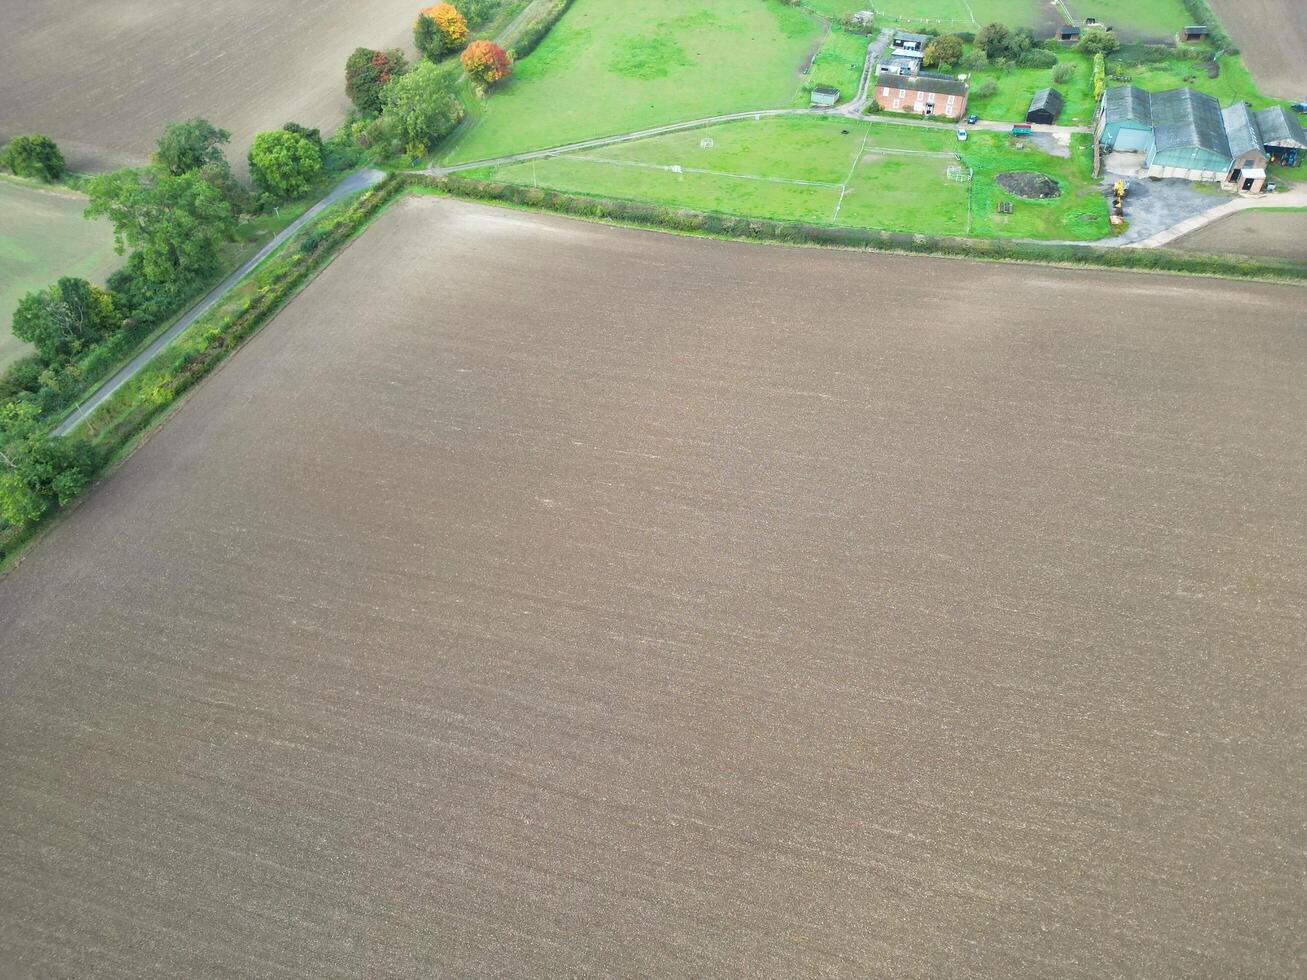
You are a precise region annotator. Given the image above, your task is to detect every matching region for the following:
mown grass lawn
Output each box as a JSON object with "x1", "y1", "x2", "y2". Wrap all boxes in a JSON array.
[
  {"x1": 967, "y1": 56, "x2": 1097, "y2": 125},
  {"x1": 471, "y1": 116, "x2": 1108, "y2": 240},
  {"x1": 801, "y1": 0, "x2": 1190, "y2": 36},
  {"x1": 0, "y1": 178, "x2": 121, "y2": 369},
  {"x1": 1122, "y1": 55, "x2": 1279, "y2": 108},
  {"x1": 440, "y1": 0, "x2": 825, "y2": 165},
  {"x1": 798, "y1": 26, "x2": 870, "y2": 106}
]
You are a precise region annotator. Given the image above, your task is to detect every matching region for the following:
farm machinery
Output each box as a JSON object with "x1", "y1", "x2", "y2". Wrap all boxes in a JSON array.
[{"x1": 1110, "y1": 180, "x2": 1128, "y2": 227}]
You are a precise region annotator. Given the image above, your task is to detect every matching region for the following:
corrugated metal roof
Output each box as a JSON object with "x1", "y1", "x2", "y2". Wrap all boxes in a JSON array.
[
  {"x1": 1103, "y1": 85, "x2": 1151, "y2": 126},
  {"x1": 1254, "y1": 105, "x2": 1307, "y2": 148},
  {"x1": 1222, "y1": 102, "x2": 1262, "y2": 159},
  {"x1": 894, "y1": 32, "x2": 930, "y2": 44},
  {"x1": 1148, "y1": 89, "x2": 1230, "y2": 159}
]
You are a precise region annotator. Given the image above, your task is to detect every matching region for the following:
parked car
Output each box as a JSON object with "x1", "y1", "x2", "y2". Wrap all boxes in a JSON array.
[
  {"x1": 1292, "y1": 102, "x2": 1307, "y2": 114},
  {"x1": 967, "y1": 113, "x2": 979, "y2": 125},
  {"x1": 956, "y1": 128, "x2": 968, "y2": 141}
]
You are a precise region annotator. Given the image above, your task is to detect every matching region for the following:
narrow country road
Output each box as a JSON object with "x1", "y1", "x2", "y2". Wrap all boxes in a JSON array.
[{"x1": 55, "y1": 169, "x2": 386, "y2": 437}]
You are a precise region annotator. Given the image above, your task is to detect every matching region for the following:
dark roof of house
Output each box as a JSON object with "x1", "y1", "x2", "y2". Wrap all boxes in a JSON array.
[
  {"x1": 1255, "y1": 105, "x2": 1307, "y2": 147},
  {"x1": 1222, "y1": 102, "x2": 1263, "y2": 158},
  {"x1": 1149, "y1": 88, "x2": 1230, "y2": 157},
  {"x1": 813, "y1": 86, "x2": 841, "y2": 96},
  {"x1": 1059, "y1": 25, "x2": 1082, "y2": 35},
  {"x1": 889, "y1": 74, "x2": 969, "y2": 97},
  {"x1": 1028, "y1": 88, "x2": 1064, "y2": 114}
]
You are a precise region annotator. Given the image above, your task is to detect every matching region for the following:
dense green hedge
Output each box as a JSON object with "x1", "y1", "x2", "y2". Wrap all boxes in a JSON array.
[
  {"x1": 1180, "y1": 0, "x2": 1236, "y2": 52},
  {"x1": 408, "y1": 174, "x2": 1307, "y2": 283},
  {"x1": 508, "y1": 0, "x2": 576, "y2": 60}
]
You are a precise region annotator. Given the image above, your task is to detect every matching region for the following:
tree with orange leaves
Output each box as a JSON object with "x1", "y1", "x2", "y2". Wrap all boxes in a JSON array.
[
  {"x1": 415, "y1": 4, "x2": 469, "y2": 57},
  {"x1": 461, "y1": 40, "x2": 512, "y2": 88}
]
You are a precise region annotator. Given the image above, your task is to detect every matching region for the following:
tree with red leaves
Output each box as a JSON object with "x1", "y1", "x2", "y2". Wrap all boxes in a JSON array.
[
  {"x1": 461, "y1": 40, "x2": 512, "y2": 89},
  {"x1": 345, "y1": 47, "x2": 409, "y2": 114}
]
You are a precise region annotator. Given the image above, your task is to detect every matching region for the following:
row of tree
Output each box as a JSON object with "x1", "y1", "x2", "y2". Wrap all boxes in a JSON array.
[{"x1": 918, "y1": 21, "x2": 1120, "y2": 73}]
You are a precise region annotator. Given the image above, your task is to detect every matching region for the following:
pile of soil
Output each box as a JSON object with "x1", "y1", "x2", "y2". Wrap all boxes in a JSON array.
[{"x1": 996, "y1": 171, "x2": 1062, "y2": 199}]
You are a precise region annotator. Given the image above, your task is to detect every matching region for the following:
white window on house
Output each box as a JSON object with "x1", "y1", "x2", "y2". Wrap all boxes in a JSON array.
[
  {"x1": 946, "y1": 96, "x2": 956, "y2": 111},
  {"x1": 899, "y1": 88, "x2": 906, "y2": 98},
  {"x1": 881, "y1": 87, "x2": 889, "y2": 97},
  {"x1": 892, "y1": 100, "x2": 901, "y2": 110}
]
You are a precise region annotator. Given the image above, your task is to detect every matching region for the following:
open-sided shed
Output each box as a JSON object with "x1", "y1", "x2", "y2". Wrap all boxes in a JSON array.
[{"x1": 1026, "y1": 88, "x2": 1064, "y2": 125}]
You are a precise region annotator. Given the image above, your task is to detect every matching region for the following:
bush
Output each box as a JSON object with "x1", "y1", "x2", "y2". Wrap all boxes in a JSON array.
[
  {"x1": 1077, "y1": 26, "x2": 1121, "y2": 56},
  {"x1": 1020, "y1": 49, "x2": 1058, "y2": 69},
  {"x1": 1052, "y1": 63, "x2": 1075, "y2": 84},
  {"x1": 974, "y1": 79, "x2": 998, "y2": 99},
  {"x1": 462, "y1": 40, "x2": 513, "y2": 88},
  {"x1": 0, "y1": 134, "x2": 66, "y2": 182}
]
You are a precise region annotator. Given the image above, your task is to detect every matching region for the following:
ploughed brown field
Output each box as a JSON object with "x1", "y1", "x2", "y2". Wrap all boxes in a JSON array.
[
  {"x1": 1208, "y1": 0, "x2": 1307, "y2": 98},
  {"x1": 0, "y1": 0, "x2": 418, "y2": 174},
  {"x1": 1, "y1": 197, "x2": 1305, "y2": 977},
  {"x1": 1173, "y1": 209, "x2": 1307, "y2": 263}
]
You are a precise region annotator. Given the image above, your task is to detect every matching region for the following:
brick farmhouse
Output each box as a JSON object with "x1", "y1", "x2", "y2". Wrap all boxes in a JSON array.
[{"x1": 873, "y1": 75, "x2": 969, "y2": 120}]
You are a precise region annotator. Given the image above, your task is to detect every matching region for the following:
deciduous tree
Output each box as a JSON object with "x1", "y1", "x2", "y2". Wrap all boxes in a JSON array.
[
  {"x1": 154, "y1": 118, "x2": 231, "y2": 176},
  {"x1": 248, "y1": 129, "x2": 323, "y2": 200},
  {"x1": 0, "y1": 401, "x2": 95, "y2": 528},
  {"x1": 11, "y1": 278, "x2": 120, "y2": 361},
  {"x1": 423, "y1": 4, "x2": 470, "y2": 51},
  {"x1": 1077, "y1": 26, "x2": 1120, "y2": 56},
  {"x1": 346, "y1": 47, "x2": 409, "y2": 113},
  {"x1": 382, "y1": 61, "x2": 465, "y2": 154},
  {"x1": 0, "y1": 134, "x2": 66, "y2": 182},
  {"x1": 84, "y1": 169, "x2": 236, "y2": 285},
  {"x1": 922, "y1": 34, "x2": 964, "y2": 68},
  {"x1": 975, "y1": 22, "x2": 1012, "y2": 59},
  {"x1": 461, "y1": 40, "x2": 512, "y2": 88}
]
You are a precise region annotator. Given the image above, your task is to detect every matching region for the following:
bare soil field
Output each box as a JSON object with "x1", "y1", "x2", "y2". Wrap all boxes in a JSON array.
[
  {"x1": 0, "y1": 0, "x2": 420, "y2": 174},
  {"x1": 1208, "y1": 0, "x2": 1307, "y2": 98},
  {"x1": 1, "y1": 197, "x2": 1305, "y2": 977},
  {"x1": 1172, "y1": 208, "x2": 1307, "y2": 262}
]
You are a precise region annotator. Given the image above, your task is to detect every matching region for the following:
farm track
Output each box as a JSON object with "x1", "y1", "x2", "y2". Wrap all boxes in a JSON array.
[{"x1": 3, "y1": 195, "x2": 1304, "y2": 976}]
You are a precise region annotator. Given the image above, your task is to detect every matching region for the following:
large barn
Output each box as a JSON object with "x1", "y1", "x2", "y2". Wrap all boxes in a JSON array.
[{"x1": 1096, "y1": 85, "x2": 1307, "y2": 188}]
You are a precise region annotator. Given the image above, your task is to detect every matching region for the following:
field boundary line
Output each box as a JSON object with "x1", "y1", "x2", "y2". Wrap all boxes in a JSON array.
[
  {"x1": 564, "y1": 154, "x2": 843, "y2": 188},
  {"x1": 833, "y1": 123, "x2": 873, "y2": 223}
]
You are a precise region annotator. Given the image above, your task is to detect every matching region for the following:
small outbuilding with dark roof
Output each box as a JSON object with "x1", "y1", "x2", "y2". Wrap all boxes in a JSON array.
[
  {"x1": 1026, "y1": 88, "x2": 1064, "y2": 125},
  {"x1": 1057, "y1": 24, "x2": 1081, "y2": 43}
]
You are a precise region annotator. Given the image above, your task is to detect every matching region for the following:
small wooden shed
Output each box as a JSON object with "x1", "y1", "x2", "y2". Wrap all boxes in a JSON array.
[
  {"x1": 1181, "y1": 25, "x2": 1210, "y2": 41},
  {"x1": 1058, "y1": 25, "x2": 1081, "y2": 43},
  {"x1": 1026, "y1": 88, "x2": 1064, "y2": 125}
]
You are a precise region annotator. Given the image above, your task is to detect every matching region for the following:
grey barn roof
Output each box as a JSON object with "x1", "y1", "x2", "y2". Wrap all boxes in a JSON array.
[
  {"x1": 1150, "y1": 89, "x2": 1230, "y2": 157},
  {"x1": 1255, "y1": 105, "x2": 1307, "y2": 148},
  {"x1": 1222, "y1": 102, "x2": 1263, "y2": 159},
  {"x1": 1103, "y1": 85, "x2": 1152, "y2": 126},
  {"x1": 894, "y1": 31, "x2": 930, "y2": 44}
]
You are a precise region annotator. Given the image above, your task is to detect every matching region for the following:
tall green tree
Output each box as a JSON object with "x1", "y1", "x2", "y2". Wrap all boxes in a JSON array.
[
  {"x1": 84, "y1": 169, "x2": 236, "y2": 285},
  {"x1": 248, "y1": 129, "x2": 323, "y2": 200},
  {"x1": 0, "y1": 134, "x2": 66, "y2": 182},
  {"x1": 1077, "y1": 26, "x2": 1121, "y2": 56},
  {"x1": 415, "y1": 13, "x2": 443, "y2": 61},
  {"x1": 154, "y1": 118, "x2": 231, "y2": 176},
  {"x1": 381, "y1": 61, "x2": 465, "y2": 154},
  {"x1": 974, "y1": 22, "x2": 1012, "y2": 59},
  {"x1": 0, "y1": 401, "x2": 96, "y2": 528},
  {"x1": 11, "y1": 278, "x2": 120, "y2": 361},
  {"x1": 922, "y1": 34, "x2": 964, "y2": 68}
]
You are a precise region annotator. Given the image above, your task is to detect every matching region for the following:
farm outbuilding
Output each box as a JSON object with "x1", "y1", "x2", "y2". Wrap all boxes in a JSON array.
[
  {"x1": 1058, "y1": 25, "x2": 1081, "y2": 43},
  {"x1": 1097, "y1": 85, "x2": 1291, "y2": 190},
  {"x1": 1254, "y1": 104, "x2": 1307, "y2": 165},
  {"x1": 1026, "y1": 88, "x2": 1064, "y2": 125},
  {"x1": 810, "y1": 86, "x2": 840, "y2": 108},
  {"x1": 1181, "y1": 25, "x2": 1210, "y2": 41}
]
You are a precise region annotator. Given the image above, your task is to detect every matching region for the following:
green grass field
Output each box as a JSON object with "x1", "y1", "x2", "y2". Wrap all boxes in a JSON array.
[
  {"x1": 0, "y1": 179, "x2": 121, "y2": 369},
  {"x1": 798, "y1": 25, "x2": 870, "y2": 105},
  {"x1": 441, "y1": 0, "x2": 825, "y2": 165},
  {"x1": 967, "y1": 54, "x2": 1097, "y2": 125},
  {"x1": 801, "y1": 0, "x2": 1190, "y2": 37},
  {"x1": 471, "y1": 116, "x2": 1109, "y2": 240},
  {"x1": 1123, "y1": 55, "x2": 1278, "y2": 108}
]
